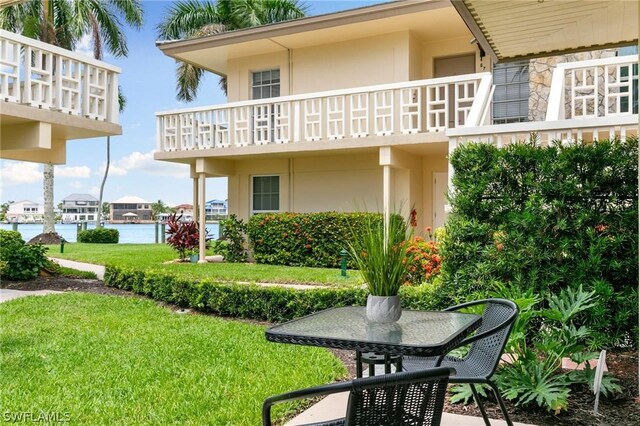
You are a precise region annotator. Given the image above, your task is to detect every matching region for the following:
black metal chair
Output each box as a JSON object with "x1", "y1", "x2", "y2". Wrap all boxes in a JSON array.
[
  {"x1": 403, "y1": 299, "x2": 518, "y2": 426},
  {"x1": 262, "y1": 367, "x2": 455, "y2": 426}
]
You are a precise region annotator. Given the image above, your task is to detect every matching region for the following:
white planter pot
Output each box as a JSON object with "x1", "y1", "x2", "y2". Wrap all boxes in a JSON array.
[{"x1": 366, "y1": 294, "x2": 402, "y2": 323}]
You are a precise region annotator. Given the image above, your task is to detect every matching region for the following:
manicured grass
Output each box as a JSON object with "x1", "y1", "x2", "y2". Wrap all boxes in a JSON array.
[
  {"x1": 47, "y1": 243, "x2": 363, "y2": 286},
  {"x1": 1, "y1": 293, "x2": 346, "y2": 425},
  {"x1": 57, "y1": 266, "x2": 98, "y2": 279}
]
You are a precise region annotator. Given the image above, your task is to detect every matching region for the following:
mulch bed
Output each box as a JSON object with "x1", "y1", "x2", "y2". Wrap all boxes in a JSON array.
[{"x1": 3, "y1": 276, "x2": 639, "y2": 425}]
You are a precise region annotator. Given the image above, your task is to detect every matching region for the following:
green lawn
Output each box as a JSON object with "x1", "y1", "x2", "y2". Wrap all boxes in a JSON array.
[
  {"x1": 1, "y1": 293, "x2": 346, "y2": 425},
  {"x1": 47, "y1": 243, "x2": 363, "y2": 286}
]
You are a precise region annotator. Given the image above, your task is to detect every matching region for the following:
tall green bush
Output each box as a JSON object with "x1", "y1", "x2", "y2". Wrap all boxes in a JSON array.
[
  {"x1": 248, "y1": 212, "x2": 383, "y2": 268},
  {"x1": 440, "y1": 137, "x2": 638, "y2": 348}
]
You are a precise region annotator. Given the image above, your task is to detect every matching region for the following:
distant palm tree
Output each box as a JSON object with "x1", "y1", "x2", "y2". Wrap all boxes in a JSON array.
[
  {"x1": 0, "y1": 0, "x2": 143, "y2": 236},
  {"x1": 157, "y1": 0, "x2": 306, "y2": 102}
]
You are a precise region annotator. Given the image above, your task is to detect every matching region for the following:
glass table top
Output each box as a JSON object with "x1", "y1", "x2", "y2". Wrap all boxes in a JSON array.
[{"x1": 266, "y1": 307, "x2": 481, "y2": 355}]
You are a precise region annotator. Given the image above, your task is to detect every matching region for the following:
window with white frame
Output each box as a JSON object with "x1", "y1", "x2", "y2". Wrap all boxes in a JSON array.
[
  {"x1": 252, "y1": 69, "x2": 280, "y2": 100},
  {"x1": 252, "y1": 176, "x2": 280, "y2": 212},
  {"x1": 492, "y1": 61, "x2": 529, "y2": 124}
]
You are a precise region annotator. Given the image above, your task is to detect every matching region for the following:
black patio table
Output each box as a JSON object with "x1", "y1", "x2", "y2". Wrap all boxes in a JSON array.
[{"x1": 265, "y1": 306, "x2": 482, "y2": 358}]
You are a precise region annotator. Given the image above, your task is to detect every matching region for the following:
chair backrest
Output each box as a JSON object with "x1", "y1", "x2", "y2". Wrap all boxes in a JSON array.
[
  {"x1": 344, "y1": 367, "x2": 453, "y2": 426},
  {"x1": 452, "y1": 298, "x2": 518, "y2": 378}
]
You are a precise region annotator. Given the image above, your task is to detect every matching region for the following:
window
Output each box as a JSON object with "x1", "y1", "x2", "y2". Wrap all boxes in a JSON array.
[
  {"x1": 492, "y1": 61, "x2": 529, "y2": 124},
  {"x1": 252, "y1": 176, "x2": 280, "y2": 212},
  {"x1": 252, "y1": 69, "x2": 280, "y2": 100},
  {"x1": 618, "y1": 46, "x2": 638, "y2": 115}
]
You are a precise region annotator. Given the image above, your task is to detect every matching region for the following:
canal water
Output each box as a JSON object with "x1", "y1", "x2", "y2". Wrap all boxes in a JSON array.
[{"x1": 0, "y1": 223, "x2": 220, "y2": 244}]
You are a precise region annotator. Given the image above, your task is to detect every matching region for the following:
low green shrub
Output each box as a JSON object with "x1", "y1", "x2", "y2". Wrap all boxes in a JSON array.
[
  {"x1": 0, "y1": 229, "x2": 50, "y2": 280},
  {"x1": 77, "y1": 228, "x2": 119, "y2": 244},
  {"x1": 103, "y1": 265, "x2": 443, "y2": 322},
  {"x1": 248, "y1": 212, "x2": 383, "y2": 268}
]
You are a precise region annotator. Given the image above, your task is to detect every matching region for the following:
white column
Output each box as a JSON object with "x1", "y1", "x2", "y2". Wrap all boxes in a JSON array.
[
  {"x1": 198, "y1": 173, "x2": 207, "y2": 263},
  {"x1": 192, "y1": 177, "x2": 199, "y2": 222},
  {"x1": 446, "y1": 137, "x2": 457, "y2": 214}
]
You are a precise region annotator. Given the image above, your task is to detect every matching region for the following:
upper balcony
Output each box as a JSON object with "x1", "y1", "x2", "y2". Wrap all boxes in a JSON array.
[
  {"x1": 156, "y1": 73, "x2": 492, "y2": 160},
  {"x1": 0, "y1": 29, "x2": 121, "y2": 164},
  {"x1": 156, "y1": 55, "x2": 638, "y2": 162},
  {"x1": 449, "y1": 55, "x2": 638, "y2": 146}
]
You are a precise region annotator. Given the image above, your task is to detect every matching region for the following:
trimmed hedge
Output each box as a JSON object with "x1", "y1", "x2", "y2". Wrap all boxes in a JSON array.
[
  {"x1": 77, "y1": 228, "x2": 119, "y2": 244},
  {"x1": 104, "y1": 265, "x2": 443, "y2": 322},
  {"x1": 247, "y1": 212, "x2": 383, "y2": 268},
  {"x1": 441, "y1": 137, "x2": 638, "y2": 348}
]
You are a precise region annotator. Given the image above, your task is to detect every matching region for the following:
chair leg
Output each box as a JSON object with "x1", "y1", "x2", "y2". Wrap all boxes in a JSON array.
[
  {"x1": 470, "y1": 384, "x2": 491, "y2": 426},
  {"x1": 356, "y1": 351, "x2": 363, "y2": 378},
  {"x1": 488, "y1": 381, "x2": 514, "y2": 426}
]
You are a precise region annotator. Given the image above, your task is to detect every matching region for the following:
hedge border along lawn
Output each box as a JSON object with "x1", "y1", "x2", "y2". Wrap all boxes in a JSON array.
[
  {"x1": 104, "y1": 265, "x2": 444, "y2": 322},
  {"x1": 0, "y1": 293, "x2": 346, "y2": 425}
]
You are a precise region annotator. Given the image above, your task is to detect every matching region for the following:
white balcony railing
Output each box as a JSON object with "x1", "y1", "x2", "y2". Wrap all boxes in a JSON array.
[
  {"x1": 156, "y1": 73, "x2": 492, "y2": 153},
  {"x1": 547, "y1": 54, "x2": 638, "y2": 121},
  {"x1": 450, "y1": 55, "x2": 638, "y2": 149},
  {"x1": 0, "y1": 29, "x2": 120, "y2": 123}
]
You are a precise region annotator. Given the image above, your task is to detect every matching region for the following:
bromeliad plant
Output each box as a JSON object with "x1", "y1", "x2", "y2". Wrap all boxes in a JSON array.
[
  {"x1": 166, "y1": 213, "x2": 208, "y2": 260},
  {"x1": 348, "y1": 213, "x2": 414, "y2": 296}
]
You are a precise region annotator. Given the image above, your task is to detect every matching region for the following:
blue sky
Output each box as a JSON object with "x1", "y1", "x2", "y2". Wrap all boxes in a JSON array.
[{"x1": 0, "y1": 0, "x2": 383, "y2": 206}]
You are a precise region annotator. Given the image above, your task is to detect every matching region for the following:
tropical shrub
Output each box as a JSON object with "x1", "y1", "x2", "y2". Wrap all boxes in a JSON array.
[
  {"x1": 0, "y1": 229, "x2": 50, "y2": 280},
  {"x1": 166, "y1": 213, "x2": 206, "y2": 259},
  {"x1": 440, "y1": 137, "x2": 638, "y2": 348},
  {"x1": 248, "y1": 212, "x2": 383, "y2": 268},
  {"x1": 449, "y1": 284, "x2": 622, "y2": 413},
  {"x1": 404, "y1": 227, "x2": 442, "y2": 286},
  {"x1": 77, "y1": 228, "x2": 119, "y2": 243},
  {"x1": 219, "y1": 214, "x2": 248, "y2": 263}
]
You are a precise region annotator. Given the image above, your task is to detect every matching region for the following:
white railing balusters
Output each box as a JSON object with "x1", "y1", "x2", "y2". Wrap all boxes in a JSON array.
[
  {"x1": 156, "y1": 73, "x2": 490, "y2": 152},
  {"x1": 0, "y1": 29, "x2": 120, "y2": 124}
]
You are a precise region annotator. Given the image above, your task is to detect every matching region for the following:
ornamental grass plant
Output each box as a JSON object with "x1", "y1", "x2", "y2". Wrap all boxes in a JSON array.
[{"x1": 347, "y1": 213, "x2": 414, "y2": 296}]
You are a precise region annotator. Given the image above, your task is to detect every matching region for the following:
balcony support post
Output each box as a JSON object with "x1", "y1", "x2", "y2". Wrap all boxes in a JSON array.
[
  {"x1": 198, "y1": 172, "x2": 207, "y2": 263},
  {"x1": 192, "y1": 173, "x2": 199, "y2": 223}
]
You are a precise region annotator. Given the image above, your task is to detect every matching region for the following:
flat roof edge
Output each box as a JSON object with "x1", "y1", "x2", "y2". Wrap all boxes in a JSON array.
[{"x1": 157, "y1": 0, "x2": 450, "y2": 55}]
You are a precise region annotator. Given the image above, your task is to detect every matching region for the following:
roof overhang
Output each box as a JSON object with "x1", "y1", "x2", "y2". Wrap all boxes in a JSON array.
[
  {"x1": 156, "y1": 0, "x2": 469, "y2": 76},
  {"x1": 451, "y1": 0, "x2": 639, "y2": 63}
]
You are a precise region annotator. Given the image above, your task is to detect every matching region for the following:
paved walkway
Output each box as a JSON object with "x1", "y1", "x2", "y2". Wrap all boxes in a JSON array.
[
  {"x1": 286, "y1": 391, "x2": 535, "y2": 425},
  {"x1": 286, "y1": 364, "x2": 535, "y2": 426},
  {"x1": 0, "y1": 289, "x2": 61, "y2": 303}
]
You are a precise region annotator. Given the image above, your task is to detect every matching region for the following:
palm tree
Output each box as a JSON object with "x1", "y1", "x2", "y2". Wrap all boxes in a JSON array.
[
  {"x1": 157, "y1": 0, "x2": 306, "y2": 102},
  {"x1": 0, "y1": 0, "x2": 143, "y2": 237}
]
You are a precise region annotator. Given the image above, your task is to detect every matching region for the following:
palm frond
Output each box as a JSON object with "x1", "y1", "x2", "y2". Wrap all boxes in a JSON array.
[
  {"x1": 156, "y1": 0, "x2": 218, "y2": 40},
  {"x1": 176, "y1": 60, "x2": 204, "y2": 102}
]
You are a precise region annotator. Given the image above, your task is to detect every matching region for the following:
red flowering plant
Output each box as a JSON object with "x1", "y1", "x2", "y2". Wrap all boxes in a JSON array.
[
  {"x1": 404, "y1": 226, "x2": 442, "y2": 286},
  {"x1": 166, "y1": 213, "x2": 208, "y2": 260}
]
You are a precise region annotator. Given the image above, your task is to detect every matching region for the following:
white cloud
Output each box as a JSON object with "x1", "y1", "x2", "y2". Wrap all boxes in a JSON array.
[
  {"x1": 56, "y1": 165, "x2": 91, "y2": 178},
  {"x1": 0, "y1": 162, "x2": 42, "y2": 187},
  {"x1": 109, "y1": 151, "x2": 190, "y2": 178},
  {"x1": 74, "y1": 34, "x2": 93, "y2": 57},
  {"x1": 88, "y1": 186, "x2": 100, "y2": 197},
  {"x1": 70, "y1": 181, "x2": 83, "y2": 189}
]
